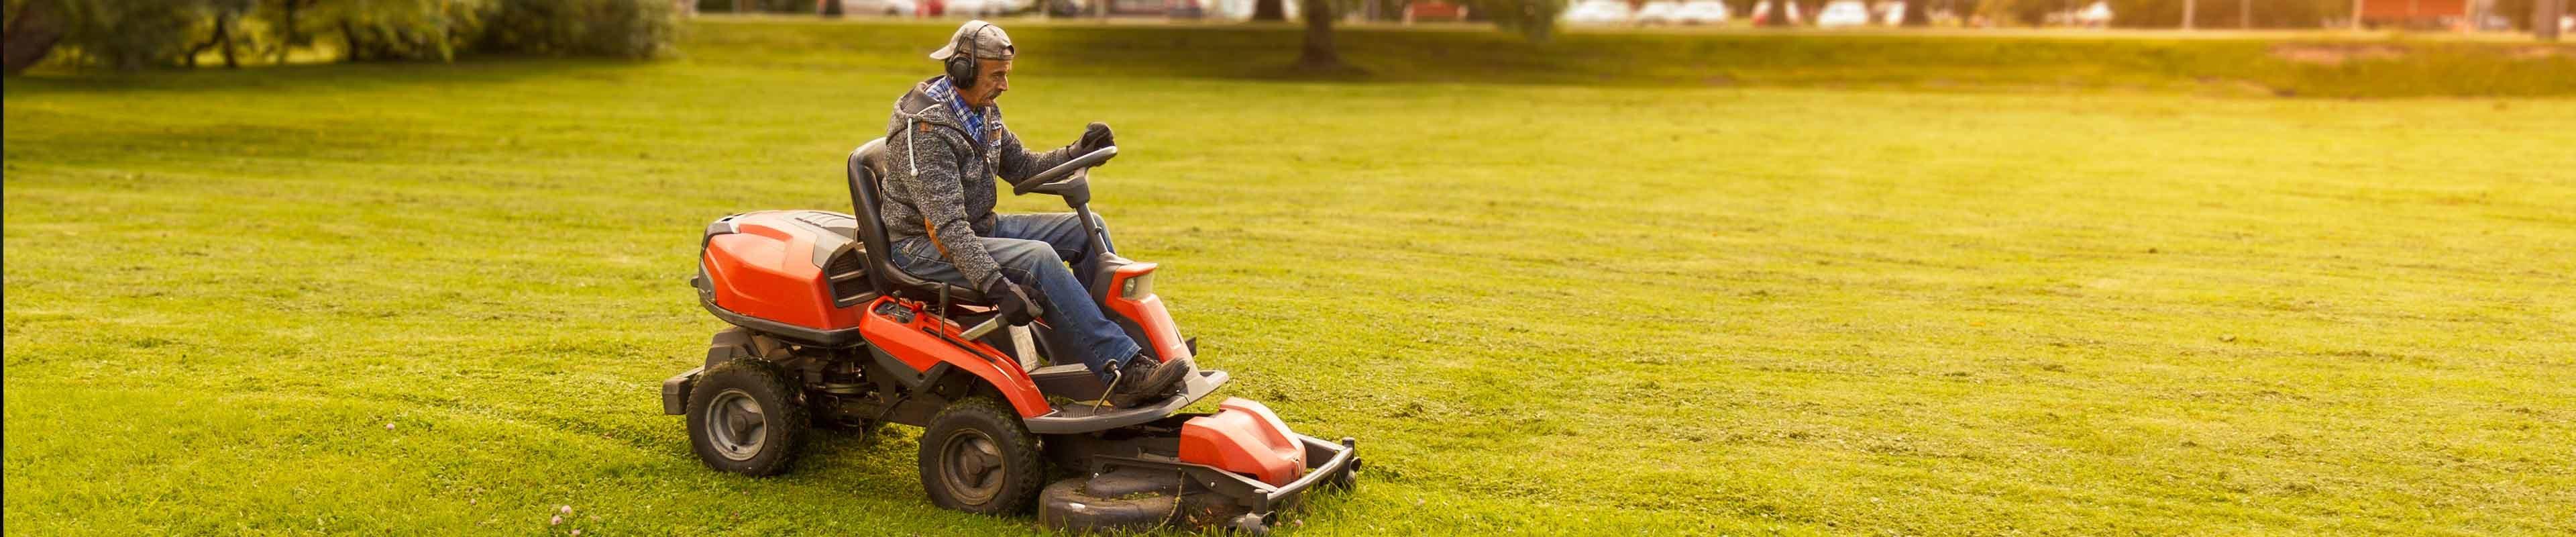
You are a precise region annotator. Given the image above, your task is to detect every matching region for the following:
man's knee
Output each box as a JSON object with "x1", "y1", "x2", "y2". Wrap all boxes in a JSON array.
[{"x1": 985, "y1": 239, "x2": 1063, "y2": 281}]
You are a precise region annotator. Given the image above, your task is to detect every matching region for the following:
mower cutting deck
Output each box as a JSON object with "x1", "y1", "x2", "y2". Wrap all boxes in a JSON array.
[{"x1": 659, "y1": 140, "x2": 1358, "y2": 534}]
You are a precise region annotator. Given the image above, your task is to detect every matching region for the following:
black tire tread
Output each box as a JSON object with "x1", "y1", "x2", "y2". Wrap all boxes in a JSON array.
[
  {"x1": 686, "y1": 357, "x2": 809, "y2": 477},
  {"x1": 917, "y1": 396, "x2": 1045, "y2": 514}
]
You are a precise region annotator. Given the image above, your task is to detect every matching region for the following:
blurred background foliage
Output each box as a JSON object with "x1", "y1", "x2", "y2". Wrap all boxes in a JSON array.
[{"x1": 0, "y1": 0, "x2": 677, "y2": 72}]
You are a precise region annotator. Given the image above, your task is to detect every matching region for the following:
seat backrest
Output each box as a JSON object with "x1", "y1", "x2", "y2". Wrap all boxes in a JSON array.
[
  {"x1": 846, "y1": 138, "x2": 900, "y2": 297},
  {"x1": 848, "y1": 138, "x2": 988, "y2": 305}
]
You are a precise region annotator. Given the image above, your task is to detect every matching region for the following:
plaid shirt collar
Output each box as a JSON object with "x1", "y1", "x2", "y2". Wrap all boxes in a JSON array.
[{"x1": 926, "y1": 76, "x2": 989, "y2": 147}]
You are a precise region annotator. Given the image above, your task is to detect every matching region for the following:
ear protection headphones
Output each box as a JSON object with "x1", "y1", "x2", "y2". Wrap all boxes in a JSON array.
[{"x1": 945, "y1": 21, "x2": 993, "y2": 89}]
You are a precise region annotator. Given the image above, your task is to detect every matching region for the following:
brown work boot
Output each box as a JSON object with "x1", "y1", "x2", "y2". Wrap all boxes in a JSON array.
[{"x1": 1104, "y1": 354, "x2": 1193, "y2": 407}]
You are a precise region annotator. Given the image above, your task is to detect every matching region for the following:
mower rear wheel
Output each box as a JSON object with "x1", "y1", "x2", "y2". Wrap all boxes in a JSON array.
[
  {"x1": 918, "y1": 397, "x2": 1044, "y2": 514},
  {"x1": 686, "y1": 358, "x2": 808, "y2": 477}
]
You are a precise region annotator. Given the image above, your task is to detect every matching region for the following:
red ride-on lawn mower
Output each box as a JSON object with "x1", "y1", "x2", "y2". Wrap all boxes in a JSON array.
[{"x1": 659, "y1": 139, "x2": 1359, "y2": 534}]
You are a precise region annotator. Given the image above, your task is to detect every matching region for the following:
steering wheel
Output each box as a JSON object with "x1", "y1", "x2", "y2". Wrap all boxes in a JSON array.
[{"x1": 1012, "y1": 146, "x2": 1118, "y2": 196}]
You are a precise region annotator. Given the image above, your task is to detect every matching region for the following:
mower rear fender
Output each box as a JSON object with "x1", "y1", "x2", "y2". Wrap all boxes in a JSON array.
[{"x1": 856, "y1": 297, "x2": 1053, "y2": 418}]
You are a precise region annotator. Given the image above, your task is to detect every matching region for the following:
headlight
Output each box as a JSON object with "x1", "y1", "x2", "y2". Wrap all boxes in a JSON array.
[{"x1": 1119, "y1": 272, "x2": 1153, "y2": 299}]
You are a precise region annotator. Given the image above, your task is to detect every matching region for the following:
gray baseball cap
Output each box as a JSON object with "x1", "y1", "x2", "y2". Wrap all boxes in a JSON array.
[{"x1": 928, "y1": 20, "x2": 1016, "y2": 61}]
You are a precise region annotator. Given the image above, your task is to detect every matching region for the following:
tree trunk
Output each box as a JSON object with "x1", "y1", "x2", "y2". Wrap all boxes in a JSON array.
[
  {"x1": 1762, "y1": 0, "x2": 1790, "y2": 26},
  {"x1": 217, "y1": 12, "x2": 239, "y2": 68},
  {"x1": 188, "y1": 34, "x2": 217, "y2": 68},
  {"x1": 2539, "y1": 0, "x2": 2563, "y2": 41},
  {"x1": 1900, "y1": 0, "x2": 1928, "y2": 25},
  {"x1": 1294, "y1": 0, "x2": 1347, "y2": 70},
  {"x1": 1253, "y1": 0, "x2": 1286, "y2": 21},
  {"x1": 278, "y1": 0, "x2": 301, "y2": 64},
  {"x1": 2182, "y1": 0, "x2": 2196, "y2": 30},
  {"x1": 2, "y1": 0, "x2": 67, "y2": 75},
  {"x1": 2239, "y1": 0, "x2": 2251, "y2": 28},
  {"x1": 341, "y1": 19, "x2": 366, "y2": 61}
]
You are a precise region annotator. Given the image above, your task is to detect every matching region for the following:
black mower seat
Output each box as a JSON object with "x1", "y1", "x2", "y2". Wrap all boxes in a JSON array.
[{"x1": 848, "y1": 138, "x2": 986, "y2": 305}]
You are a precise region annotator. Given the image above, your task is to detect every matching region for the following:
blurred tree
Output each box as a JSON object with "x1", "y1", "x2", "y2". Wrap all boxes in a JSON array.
[
  {"x1": 1288, "y1": 0, "x2": 1561, "y2": 72},
  {"x1": 3, "y1": 0, "x2": 673, "y2": 72},
  {"x1": 476, "y1": 0, "x2": 674, "y2": 58},
  {"x1": 1296, "y1": 0, "x2": 1340, "y2": 69},
  {"x1": 185, "y1": 0, "x2": 254, "y2": 68},
  {"x1": 1902, "y1": 0, "x2": 1930, "y2": 24},
  {"x1": 266, "y1": 0, "x2": 319, "y2": 64},
  {"x1": 1720, "y1": 0, "x2": 1754, "y2": 20},
  {"x1": 1254, "y1": 0, "x2": 1286, "y2": 20},
  {"x1": 335, "y1": 0, "x2": 492, "y2": 62},
  {"x1": 1761, "y1": 0, "x2": 1790, "y2": 26},
  {"x1": 4, "y1": 0, "x2": 69, "y2": 74},
  {"x1": 1976, "y1": 0, "x2": 2049, "y2": 25},
  {"x1": 61, "y1": 0, "x2": 204, "y2": 70},
  {"x1": 1472, "y1": 0, "x2": 1564, "y2": 40},
  {"x1": 2538, "y1": 0, "x2": 2561, "y2": 40}
]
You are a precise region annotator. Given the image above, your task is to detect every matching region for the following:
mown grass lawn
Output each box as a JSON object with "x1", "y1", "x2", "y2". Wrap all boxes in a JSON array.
[{"x1": 6, "y1": 18, "x2": 2574, "y2": 536}]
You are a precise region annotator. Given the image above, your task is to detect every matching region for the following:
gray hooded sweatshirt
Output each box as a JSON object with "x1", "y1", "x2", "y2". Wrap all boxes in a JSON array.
[{"x1": 879, "y1": 75, "x2": 1083, "y2": 288}]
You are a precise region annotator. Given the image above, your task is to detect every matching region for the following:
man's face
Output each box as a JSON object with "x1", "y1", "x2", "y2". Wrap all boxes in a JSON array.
[{"x1": 961, "y1": 58, "x2": 1012, "y2": 107}]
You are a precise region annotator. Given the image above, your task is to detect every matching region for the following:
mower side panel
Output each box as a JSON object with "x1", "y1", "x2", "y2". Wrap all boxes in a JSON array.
[
  {"x1": 856, "y1": 297, "x2": 1053, "y2": 418},
  {"x1": 1178, "y1": 398, "x2": 1309, "y2": 487}
]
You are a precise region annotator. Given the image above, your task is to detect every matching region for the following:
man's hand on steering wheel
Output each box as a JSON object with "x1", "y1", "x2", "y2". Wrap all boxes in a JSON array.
[
  {"x1": 1077, "y1": 122, "x2": 1114, "y2": 158},
  {"x1": 982, "y1": 277, "x2": 1040, "y2": 325}
]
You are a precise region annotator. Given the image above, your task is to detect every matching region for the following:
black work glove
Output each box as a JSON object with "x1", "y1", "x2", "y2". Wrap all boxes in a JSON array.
[
  {"x1": 981, "y1": 277, "x2": 1040, "y2": 325},
  {"x1": 1077, "y1": 122, "x2": 1114, "y2": 156}
]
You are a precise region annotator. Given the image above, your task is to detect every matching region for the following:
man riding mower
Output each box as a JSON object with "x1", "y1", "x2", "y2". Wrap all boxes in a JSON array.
[{"x1": 657, "y1": 21, "x2": 1360, "y2": 534}]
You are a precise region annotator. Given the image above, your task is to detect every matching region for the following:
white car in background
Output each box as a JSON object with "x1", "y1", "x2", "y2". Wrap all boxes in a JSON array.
[
  {"x1": 1634, "y1": 1, "x2": 1682, "y2": 24},
  {"x1": 1560, "y1": 0, "x2": 1633, "y2": 24},
  {"x1": 1671, "y1": 0, "x2": 1730, "y2": 24},
  {"x1": 1207, "y1": 0, "x2": 1297, "y2": 19},
  {"x1": 1815, "y1": 0, "x2": 1871, "y2": 27},
  {"x1": 2074, "y1": 1, "x2": 2114, "y2": 26},
  {"x1": 939, "y1": 0, "x2": 1033, "y2": 17},
  {"x1": 835, "y1": 0, "x2": 918, "y2": 15}
]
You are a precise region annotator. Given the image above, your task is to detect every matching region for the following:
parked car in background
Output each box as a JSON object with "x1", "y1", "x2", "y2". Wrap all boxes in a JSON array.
[
  {"x1": 1205, "y1": 0, "x2": 1297, "y2": 19},
  {"x1": 1635, "y1": 1, "x2": 1682, "y2": 24},
  {"x1": 2074, "y1": 1, "x2": 2113, "y2": 27},
  {"x1": 1560, "y1": 0, "x2": 1633, "y2": 24},
  {"x1": 1815, "y1": 0, "x2": 1870, "y2": 27},
  {"x1": 940, "y1": 0, "x2": 1038, "y2": 16},
  {"x1": 1403, "y1": 0, "x2": 1470, "y2": 23},
  {"x1": 836, "y1": 0, "x2": 918, "y2": 15},
  {"x1": 1672, "y1": 0, "x2": 1730, "y2": 24}
]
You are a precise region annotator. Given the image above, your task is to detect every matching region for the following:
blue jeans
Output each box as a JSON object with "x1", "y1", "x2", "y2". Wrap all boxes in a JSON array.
[{"x1": 893, "y1": 212, "x2": 1140, "y2": 381}]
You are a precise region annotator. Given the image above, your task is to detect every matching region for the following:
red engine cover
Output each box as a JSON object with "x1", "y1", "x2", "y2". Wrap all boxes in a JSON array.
[
  {"x1": 699, "y1": 211, "x2": 867, "y2": 331},
  {"x1": 1179, "y1": 398, "x2": 1307, "y2": 487}
]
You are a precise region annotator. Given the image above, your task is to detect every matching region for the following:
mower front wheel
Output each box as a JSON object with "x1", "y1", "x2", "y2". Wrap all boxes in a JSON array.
[
  {"x1": 918, "y1": 397, "x2": 1045, "y2": 514},
  {"x1": 685, "y1": 358, "x2": 809, "y2": 477}
]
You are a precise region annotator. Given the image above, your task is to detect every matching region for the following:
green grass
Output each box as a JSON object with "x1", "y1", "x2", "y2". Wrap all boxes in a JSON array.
[{"x1": 7, "y1": 17, "x2": 2576, "y2": 536}]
